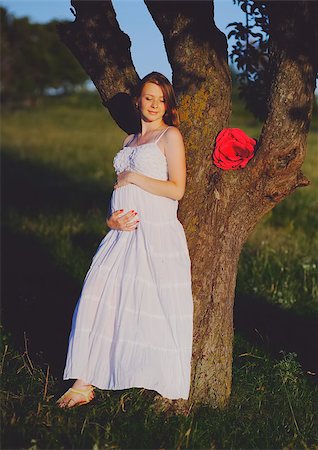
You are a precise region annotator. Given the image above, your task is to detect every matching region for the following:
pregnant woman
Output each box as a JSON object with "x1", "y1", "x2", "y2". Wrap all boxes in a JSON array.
[{"x1": 57, "y1": 71, "x2": 193, "y2": 408}]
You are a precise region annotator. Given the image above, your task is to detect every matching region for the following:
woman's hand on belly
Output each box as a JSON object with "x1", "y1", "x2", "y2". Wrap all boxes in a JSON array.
[{"x1": 106, "y1": 209, "x2": 139, "y2": 231}]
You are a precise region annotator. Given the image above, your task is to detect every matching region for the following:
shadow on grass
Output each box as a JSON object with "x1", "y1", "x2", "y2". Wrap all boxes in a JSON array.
[
  {"x1": 1, "y1": 225, "x2": 81, "y2": 378},
  {"x1": 1, "y1": 150, "x2": 113, "y2": 380},
  {"x1": 234, "y1": 293, "x2": 318, "y2": 378},
  {"x1": 1, "y1": 149, "x2": 113, "y2": 214}
]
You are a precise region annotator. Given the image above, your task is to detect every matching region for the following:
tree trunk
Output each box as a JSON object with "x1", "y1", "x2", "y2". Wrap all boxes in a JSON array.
[{"x1": 57, "y1": 0, "x2": 317, "y2": 413}]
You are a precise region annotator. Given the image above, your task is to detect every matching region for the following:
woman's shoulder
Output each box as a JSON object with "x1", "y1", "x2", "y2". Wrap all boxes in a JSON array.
[
  {"x1": 166, "y1": 125, "x2": 181, "y2": 134},
  {"x1": 164, "y1": 126, "x2": 183, "y2": 143},
  {"x1": 159, "y1": 126, "x2": 184, "y2": 157}
]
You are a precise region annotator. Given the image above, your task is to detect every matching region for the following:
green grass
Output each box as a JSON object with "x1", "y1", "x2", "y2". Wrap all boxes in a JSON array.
[
  {"x1": 1, "y1": 329, "x2": 317, "y2": 449},
  {"x1": 1, "y1": 93, "x2": 123, "y2": 185},
  {"x1": 1, "y1": 93, "x2": 125, "y2": 281},
  {"x1": 1, "y1": 91, "x2": 318, "y2": 449}
]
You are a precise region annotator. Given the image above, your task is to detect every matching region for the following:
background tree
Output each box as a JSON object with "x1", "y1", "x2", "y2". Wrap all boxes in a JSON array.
[
  {"x1": 227, "y1": 0, "x2": 270, "y2": 120},
  {"x1": 57, "y1": 0, "x2": 317, "y2": 413},
  {"x1": 0, "y1": 7, "x2": 88, "y2": 105}
]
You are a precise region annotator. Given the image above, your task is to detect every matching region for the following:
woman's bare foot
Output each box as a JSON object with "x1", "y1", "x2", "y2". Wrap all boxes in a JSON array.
[{"x1": 57, "y1": 379, "x2": 95, "y2": 408}]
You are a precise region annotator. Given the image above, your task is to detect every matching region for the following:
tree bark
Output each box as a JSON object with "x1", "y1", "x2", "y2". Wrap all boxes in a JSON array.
[
  {"x1": 57, "y1": 0, "x2": 317, "y2": 413},
  {"x1": 57, "y1": 0, "x2": 140, "y2": 132}
]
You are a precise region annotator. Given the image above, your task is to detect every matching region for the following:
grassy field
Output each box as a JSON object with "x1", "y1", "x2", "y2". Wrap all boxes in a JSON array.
[{"x1": 1, "y1": 92, "x2": 317, "y2": 449}]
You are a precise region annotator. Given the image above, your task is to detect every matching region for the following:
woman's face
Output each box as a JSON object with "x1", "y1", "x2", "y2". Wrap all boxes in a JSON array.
[{"x1": 138, "y1": 82, "x2": 167, "y2": 123}]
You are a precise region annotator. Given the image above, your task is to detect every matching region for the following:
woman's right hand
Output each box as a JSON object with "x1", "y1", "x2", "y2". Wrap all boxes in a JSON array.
[{"x1": 106, "y1": 209, "x2": 139, "y2": 231}]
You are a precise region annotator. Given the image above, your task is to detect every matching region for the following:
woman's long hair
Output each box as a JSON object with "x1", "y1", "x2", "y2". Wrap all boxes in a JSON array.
[{"x1": 133, "y1": 72, "x2": 180, "y2": 128}]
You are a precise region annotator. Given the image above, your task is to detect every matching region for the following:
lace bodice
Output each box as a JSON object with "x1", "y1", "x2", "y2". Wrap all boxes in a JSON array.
[
  {"x1": 113, "y1": 126, "x2": 171, "y2": 181},
  {"x1": 113, "y1": 143, "x2": 168, "y2": 180}
]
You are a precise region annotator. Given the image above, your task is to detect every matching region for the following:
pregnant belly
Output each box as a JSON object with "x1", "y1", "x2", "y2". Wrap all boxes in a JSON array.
[{"x1": 110, "y1": 184, "x2": 178, "y2": 223}]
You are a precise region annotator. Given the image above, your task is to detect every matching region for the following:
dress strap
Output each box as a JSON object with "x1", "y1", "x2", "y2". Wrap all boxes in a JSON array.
[
  {"x1": 124, "y1": 134, "x2": 136, "y2": 147},
  {"x1": 154, "y1": 126, "x2": 171, "y2": 144}
]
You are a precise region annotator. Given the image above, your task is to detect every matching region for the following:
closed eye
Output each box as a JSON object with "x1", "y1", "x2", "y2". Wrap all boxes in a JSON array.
[{"x1": 145, "y1": 96, "x2": 165, "y2": 102}]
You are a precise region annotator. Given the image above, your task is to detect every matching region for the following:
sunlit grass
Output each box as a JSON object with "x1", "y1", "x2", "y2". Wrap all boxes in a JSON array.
[{"x1": 1, "y1": 93, "x2": 123, "y2": 185}]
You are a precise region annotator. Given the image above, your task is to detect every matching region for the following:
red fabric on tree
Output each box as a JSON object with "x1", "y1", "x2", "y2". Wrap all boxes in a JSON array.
[{"x1": 212, "y1": 128, "x2": 256, "y2": 170}]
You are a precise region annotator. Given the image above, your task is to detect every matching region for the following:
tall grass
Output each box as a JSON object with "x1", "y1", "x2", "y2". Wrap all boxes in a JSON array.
[{"x1": 1, "y1": 329, "x2": 317, "y2": 449}]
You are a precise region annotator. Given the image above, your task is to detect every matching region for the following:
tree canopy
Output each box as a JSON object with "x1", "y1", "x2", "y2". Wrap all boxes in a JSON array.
[{"x1": 0, "y1": 7, "x2": 88, "y2": 104}]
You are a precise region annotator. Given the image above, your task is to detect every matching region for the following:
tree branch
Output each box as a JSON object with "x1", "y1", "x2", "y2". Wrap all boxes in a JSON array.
[
  {"x1": 225, "y1": 0, "x2": 318, "y2": 233},
  {"x1": 57, "y1": 0, "x2": 140, "y2": 133},
  {"x1": 253, "y1": 1, "x2": 317, "y2": 183},
  {"x1": 144, "y1": 0, "x2": 229, "y2": 96}
]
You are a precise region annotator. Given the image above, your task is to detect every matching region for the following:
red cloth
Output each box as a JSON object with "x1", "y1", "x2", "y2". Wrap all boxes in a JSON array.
[{"x1": 213, "y1": 128, "x2": 256, "y2": 170}]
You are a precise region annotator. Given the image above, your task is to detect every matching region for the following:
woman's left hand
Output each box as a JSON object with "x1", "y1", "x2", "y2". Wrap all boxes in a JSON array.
[{"x1": 114, "y1": 171, "x2": 134, "y2": 189}]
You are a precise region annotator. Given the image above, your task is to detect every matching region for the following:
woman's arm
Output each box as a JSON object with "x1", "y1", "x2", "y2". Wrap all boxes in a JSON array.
[{"x1": 115, "y1": 127, "x2": 186, "y2": 201}]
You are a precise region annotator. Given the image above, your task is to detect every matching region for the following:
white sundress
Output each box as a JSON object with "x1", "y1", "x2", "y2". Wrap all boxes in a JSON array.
[{"x1": 63, "y1": 126, "x2": 194, "y2": 400}]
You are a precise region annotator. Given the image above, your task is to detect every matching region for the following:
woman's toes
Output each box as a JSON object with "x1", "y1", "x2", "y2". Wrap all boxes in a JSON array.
[{"x1": 67, "y1": 398, "x2": 76, "y2": 408}]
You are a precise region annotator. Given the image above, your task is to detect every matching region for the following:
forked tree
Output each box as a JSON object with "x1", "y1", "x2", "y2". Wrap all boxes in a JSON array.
[{"x1": 57, "y1": 0, "x2": 317, "y2": 413}]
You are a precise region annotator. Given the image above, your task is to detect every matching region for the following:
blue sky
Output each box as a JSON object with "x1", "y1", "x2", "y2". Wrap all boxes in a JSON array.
[{"x1": 0, "y1": 0, "x2": 244, "y2": 80}]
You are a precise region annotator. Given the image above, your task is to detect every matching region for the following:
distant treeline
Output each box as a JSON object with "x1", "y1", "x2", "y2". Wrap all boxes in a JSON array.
[{"x1": 0, "y1": 7, "x2": 89, "y2": 105}]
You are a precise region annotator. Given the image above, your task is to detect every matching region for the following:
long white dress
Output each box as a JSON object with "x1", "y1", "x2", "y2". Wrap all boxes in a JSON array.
[{"x1": 63, "y1": 126, "x2": 194, "y2": 400}]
